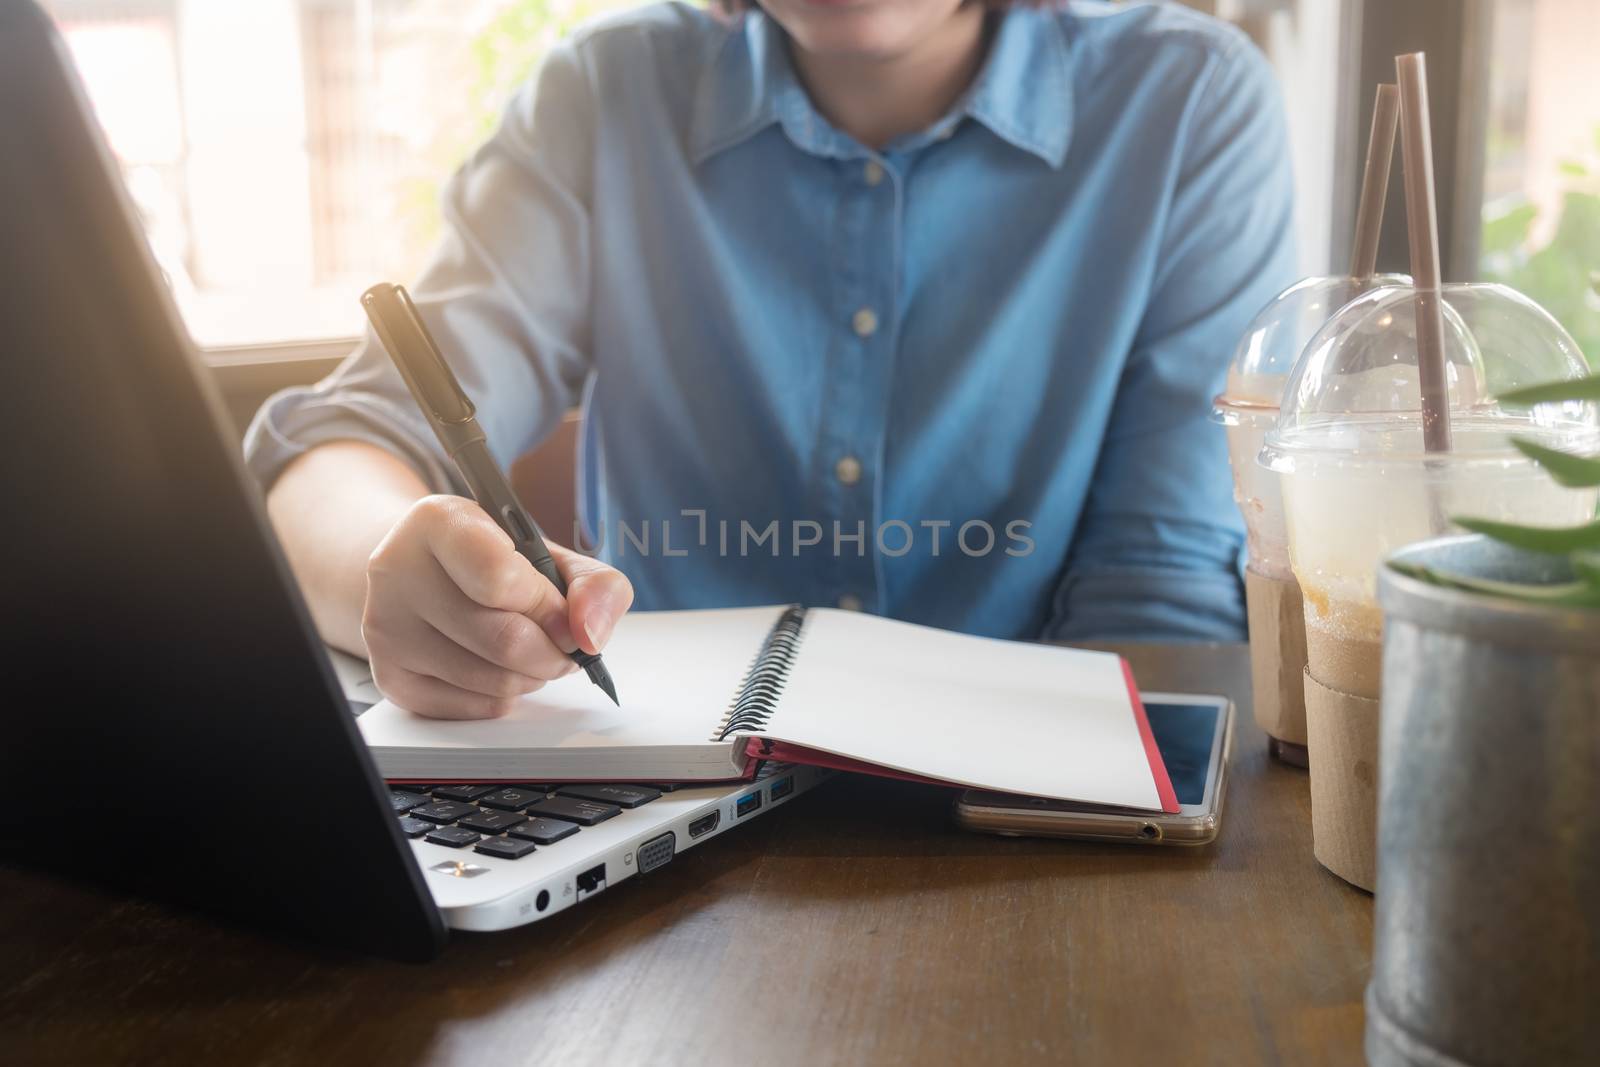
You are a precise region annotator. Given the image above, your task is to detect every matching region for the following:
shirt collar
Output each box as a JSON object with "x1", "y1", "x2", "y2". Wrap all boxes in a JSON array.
[
  {"x1": 962, "y1": 8, "x2": 1073, "y2": 167},
  {"x1": 689, "y1": 9, "x2": 1073, "y2": 168}
]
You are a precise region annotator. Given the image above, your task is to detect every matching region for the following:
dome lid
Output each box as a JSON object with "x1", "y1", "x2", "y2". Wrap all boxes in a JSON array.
[
  {"x1": 1216, "y1": 273, "x2": 1410, "y2": 418},
  {"x1": 1260, "y1": 282, "x2": 1599, "y2": 471}
]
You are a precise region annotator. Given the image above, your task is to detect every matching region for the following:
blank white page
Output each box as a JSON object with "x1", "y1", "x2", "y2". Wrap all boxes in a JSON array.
[
  {"x1": 757, "y1": 610, "x2": 1162, "y2": 810},
  {"x1": 357, "y1": 606, "x2": 782, "y2": 780}
]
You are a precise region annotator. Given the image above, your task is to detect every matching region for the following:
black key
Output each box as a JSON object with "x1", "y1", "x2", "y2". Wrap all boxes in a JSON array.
[
  {"x1": 526, "y1": 796, "x2": 621, "y2": 826},
  {"x1": 558, "y1": 783, "x2": 662, "y2": 808},
  {"x1": 479, "y1": 788, "x2": 545, "y2": 811},
  {"x1": 391, "y1": 783, "x2": 435, "y2": 793},
  {"x1": 508, "y1": 817, "x2": 580, "y2": 844},
  {"x1": 410, "y1": 800, "x2": 477, "y2": 825},
  {"x1": 432, "y1": 784, "x2": 498, "y2": 802},
  {"x1": 458, "y1": 809, "x2": 525, "y2": 834},
  {"x1": 424, "y1": 826, "x2": 481, "y2": 848},
  {"x1": 474, "y1": 836, "x2": 538, "y2": 860},
  {"x1": 651, "y1": 782, "x2": 686, "y2": 792},
  {"x1": 397, "y1": 816, "x2": 431, "y2": 838},
  {"x1": 390, "y1": 791, "x2": 430, "y2": 814},
  {"x1": 512, "y1": 784, "x2": 555, "y2": 795}
]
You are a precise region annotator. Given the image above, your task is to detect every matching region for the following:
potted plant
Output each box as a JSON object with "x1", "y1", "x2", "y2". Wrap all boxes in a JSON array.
[{"x1": 1365, "y1": 372, "x2": 1600, "y2": 1067}]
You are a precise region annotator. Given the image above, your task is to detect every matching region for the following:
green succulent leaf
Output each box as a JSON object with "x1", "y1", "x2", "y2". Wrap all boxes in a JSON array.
[
  {"x1": 1509, "y1": 437, "x2": 1600, "y2": 487},
  {"x1": 1387, "y1": 560, "x2": 1600, "y2": 608},
  {"x1": 1496, "y1": 375, "x2": 1600, "y2": 406},
  {"x1": 1572, "y1": 551, "x2": 1600, "y2": 586},
  {"x1": 1385, "y1": 560, "x2": 1456, "y2": 588},
  {"x1": 1451, "y1": 516, "x2": 1600, "y2": 554}
]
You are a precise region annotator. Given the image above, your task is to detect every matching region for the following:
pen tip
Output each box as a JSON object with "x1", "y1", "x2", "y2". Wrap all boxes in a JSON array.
[{"x1": 586, "y1": 660, "x2": 620, "y2": 706}]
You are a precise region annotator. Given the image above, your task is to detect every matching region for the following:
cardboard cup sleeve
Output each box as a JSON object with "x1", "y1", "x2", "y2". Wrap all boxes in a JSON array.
[
  {"x1": 1245, "y1": 568, "x2": 1309, "y2": 747},
  {"x1": 1304, "y1": 668, "x2": 1378, "y2": 892}
]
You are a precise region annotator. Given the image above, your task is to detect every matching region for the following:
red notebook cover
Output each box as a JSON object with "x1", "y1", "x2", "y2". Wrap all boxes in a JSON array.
[{"x1": 744, "y1": 656, "x2": 1180, "y2": 814}]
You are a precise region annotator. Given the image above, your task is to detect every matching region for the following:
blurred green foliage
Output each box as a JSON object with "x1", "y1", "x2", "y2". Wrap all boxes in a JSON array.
[
  {"x1": 400, "y1": 0, "x2": 651, "y2": 261},
  {"x1": 467, "y1": 0, "x2": 644, "y2": 142},
  {"x1": 1481, "y1": 126, "x2": 1600, "y2": 368}
]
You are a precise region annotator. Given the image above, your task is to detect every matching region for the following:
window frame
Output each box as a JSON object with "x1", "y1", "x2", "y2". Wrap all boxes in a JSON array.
[
  {"x1": 1333, "y1": 0, "x2": 1494, "y2": 282},
  {"x1": 207, "y1": 339, "x2": 355, "y2": 436}
]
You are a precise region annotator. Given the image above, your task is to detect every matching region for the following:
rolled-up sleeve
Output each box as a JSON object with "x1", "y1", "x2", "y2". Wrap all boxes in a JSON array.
[
  {"x1": 1045, "y1": 35, "x2": 1297, "y2": 643},
  {"x1": 243, "y1": 43, "x2": 598, "y2": 493}
]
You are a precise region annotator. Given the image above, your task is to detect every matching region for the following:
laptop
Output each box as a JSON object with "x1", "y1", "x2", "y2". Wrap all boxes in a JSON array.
[{"x1": 0, "y1": 0, "x2": 825, "y2": 961}]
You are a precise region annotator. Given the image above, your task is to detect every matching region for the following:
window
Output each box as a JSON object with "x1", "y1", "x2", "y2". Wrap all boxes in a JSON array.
[
  {"x1": 48, "y1": 0, "x2": 1349, "y2": 353},
  {"x1": 43, "y1": 0, "x2": 650, "y2": 351},
  {"x1": 1480, "y1": 0, "x2": 1600, "y2": 366}
]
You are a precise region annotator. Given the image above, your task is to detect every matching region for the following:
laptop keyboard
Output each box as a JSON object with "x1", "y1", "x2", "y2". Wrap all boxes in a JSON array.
[{"x1": 387, "y1": 782, "x2": 664, "y2": 861}]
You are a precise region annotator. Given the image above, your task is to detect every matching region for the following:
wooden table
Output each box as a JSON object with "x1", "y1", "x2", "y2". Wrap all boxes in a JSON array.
[{"x1": 0, "y1": 644, "x2": 1372, "y2": 1065}]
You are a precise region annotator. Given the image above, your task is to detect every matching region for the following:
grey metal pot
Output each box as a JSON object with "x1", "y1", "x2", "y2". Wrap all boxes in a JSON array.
[{"x1": 1368, "y1": 535, "x2": 1599, "y2": 1067}]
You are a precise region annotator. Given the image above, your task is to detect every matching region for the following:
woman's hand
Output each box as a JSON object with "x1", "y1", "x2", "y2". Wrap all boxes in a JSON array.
[{"x1": 362, "y1": 495, "x2": 632, "y2": 719}]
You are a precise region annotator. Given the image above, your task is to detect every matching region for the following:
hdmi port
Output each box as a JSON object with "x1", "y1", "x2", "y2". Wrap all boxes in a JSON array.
[{"x1": 688, "y1": 811, "x2": 720, "y2": 838}]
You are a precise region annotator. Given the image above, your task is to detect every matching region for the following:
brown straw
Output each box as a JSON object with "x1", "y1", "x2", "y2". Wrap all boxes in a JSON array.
[
  {"x1": 1396, "y1": 53, "x2": 1453, "y2": 453},
  {"x1": 1350, "y1": 84, "x2": 1400, "y2": 279}
]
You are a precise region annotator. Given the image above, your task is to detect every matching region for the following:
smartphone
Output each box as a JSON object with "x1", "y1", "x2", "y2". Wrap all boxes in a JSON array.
[{"x1": 954, "y1": 693, "x2": 1234, "y2": 845}]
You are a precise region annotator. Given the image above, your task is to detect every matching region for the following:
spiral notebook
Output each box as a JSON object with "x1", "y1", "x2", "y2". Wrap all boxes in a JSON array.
[{"x1": 357, "y1": 606, "x2": 1179, "y2": 812}]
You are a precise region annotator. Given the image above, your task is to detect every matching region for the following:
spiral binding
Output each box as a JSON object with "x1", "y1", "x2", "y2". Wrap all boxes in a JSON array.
[{"x1": 709, "y1": 605, "x2": 808, "y2": 742}]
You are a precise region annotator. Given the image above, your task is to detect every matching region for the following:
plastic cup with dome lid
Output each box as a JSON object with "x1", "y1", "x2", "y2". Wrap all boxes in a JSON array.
[
  {"x1": 1215, "y1": 273, "x2": 1410, "y2": 580},
  {"x1": 1259, "y1": 281, "x2": 1600, "y2": 698}
]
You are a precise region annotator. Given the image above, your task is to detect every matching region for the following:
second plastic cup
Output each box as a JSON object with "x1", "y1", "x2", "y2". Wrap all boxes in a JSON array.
[{"x1": 1216, "y1": 274, "x2": 1407, "y2": 763}]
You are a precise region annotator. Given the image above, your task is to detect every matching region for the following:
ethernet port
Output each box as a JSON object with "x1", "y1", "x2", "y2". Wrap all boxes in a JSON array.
[{"x1": 575, "y1": 863, "x2": 606, "y2": 899}]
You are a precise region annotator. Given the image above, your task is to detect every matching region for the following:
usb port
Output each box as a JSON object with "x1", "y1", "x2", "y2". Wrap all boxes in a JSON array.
[
  {"x1": 688, "y1": 811, "x2": 720, "y2": 838},
  {"x1": 734, "y1": 791, "x2": 763, "y2": 819},
  {"x1": 769, "y1": 776, "x2": 794, "y2": 802}
]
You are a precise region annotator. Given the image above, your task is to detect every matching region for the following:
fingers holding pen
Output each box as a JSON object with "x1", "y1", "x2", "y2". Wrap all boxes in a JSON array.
[
  {"x1": 409, "y1": 555, "x2": 579, "y2": 682},
  {"x1": 550, "y1": 540, "x2": 634, "y2": 656},
  {"x1": 417, "y1": 496, "x2": 583, "y2": 652}
]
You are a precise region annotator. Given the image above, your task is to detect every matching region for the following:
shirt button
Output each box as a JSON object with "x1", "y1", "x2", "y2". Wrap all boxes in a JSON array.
[
  {"x1": 835, "y1": 456, "x2": 862, "y2": 486},
  {"x1": 837, "y1": 594, "x2": 864, "y2": 612},
  {"x1": 851, "y1": 307, "x2": 878, "y2": 338},
  {"x1": 863, "y1": 160, "x2": 885, "y2": 186}
]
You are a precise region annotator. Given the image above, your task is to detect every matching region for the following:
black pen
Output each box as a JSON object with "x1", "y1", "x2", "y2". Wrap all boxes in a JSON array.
[{"x1": 361, "y1": 282, "x2": 619, "y2": 705}]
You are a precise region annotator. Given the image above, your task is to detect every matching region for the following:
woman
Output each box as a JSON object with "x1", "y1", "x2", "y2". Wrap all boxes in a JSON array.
[{"x1": 249, "y1": 0, "x2": 1295, "y2": 718}]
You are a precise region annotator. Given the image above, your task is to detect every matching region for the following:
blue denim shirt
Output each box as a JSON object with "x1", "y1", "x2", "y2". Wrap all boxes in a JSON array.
[{"x1": 245, "y1": 1, "x2": 1296, "y2": 642}]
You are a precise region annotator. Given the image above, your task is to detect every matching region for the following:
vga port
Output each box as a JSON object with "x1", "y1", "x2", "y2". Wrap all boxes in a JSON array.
[{"x1": 637, "y1": 831, "x2": 676, "y2": 873}]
